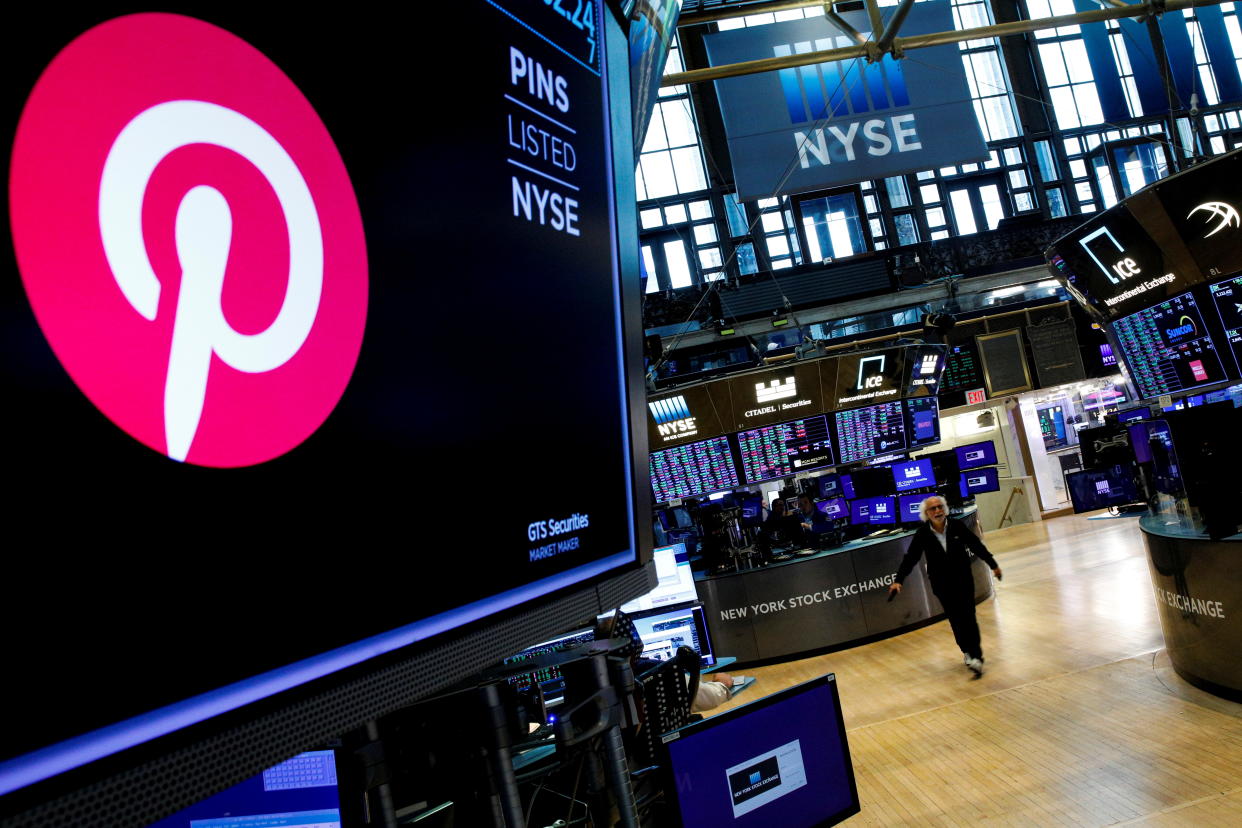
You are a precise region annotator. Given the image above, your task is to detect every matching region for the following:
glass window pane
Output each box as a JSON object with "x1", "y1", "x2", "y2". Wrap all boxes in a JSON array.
[
  {"x1": 766, "y1": 234, "x2": 790, "y2": 256},
  {"x1": 1070, "y1": 158, "x2": 1088, "y2": 179},
  {"x1": 641, "y1": 105, "x2": 668, "y2": 152},
  {"x1": 1009, "y1": 169, "x2": 1029, "y2": 188},
  {"x1": 640, "y1": 208, "x2": 663, "y2": 229},
  {"x1": 660, "y1": 100, "x2": 697, "y2": 148},
  {"x1": 1047, "y1": 188, "x2": 1067, "y2": 218},
  {"x1": 895, "y1": 213, "x2": 919, "y2": 245},
  {"x1": 1075, "y1": 180, "x2": 1095, "y2": 201},
  {"x1": 1073, "y1": 83, "x2": 1104, "y2": 126},
  {"x1": 802, "y1": 216, "x2": 825, "y2": 262},
  {"x1": 920, "y1": 184, "x2": 941, "y2": 204},
  {"x1": 1039, "y1": 43, "x2": 1069, "y2": 87},
  {"x1": 642, "y1": 246, "x2": 659, "y2": 293},
  {"x1": 886, "y1": 176, "x2": 911, "y2": 207},
  {"x1": 772, "y1": 259, "x2": 793, "y2": 270},
  {"x1": 949, "y1": 189, "x2": 978, "y2": 234},
  {"x1": 664, "y1": 240, "x2": 693, "y2": 288},
  {"x1": 864, "y1": 194, "x2": 879, "y2": 213},
  {"x1": 926, "y1": 206, "x2": 946, "y2": 227},
  {"x1": 1064, "y1": 136, "x2": 1081, "y2": 156},
  {"x1": 670, "y1": 146, "x2": 707, "y2": 193},
  {"x1": 760, "y1": 212, "x2": 783, "y2": 232},
  {"x1": 869, "y1": 217, "x2": 883, "y2": 237},
  {"x1": 689, "y1": 200, "x2": 712, "y2": 220},
  {"x1": 737, "y1": 242, "x2": 758, "y2": 274},
  {"x1": 693, "y1": 223, "x2": 718, "y2": 244},
  {"x1": 1049, "y1": 86, "x2": 1081, "y2": 130},
  {"x1": 1016, "y1": 191, "x2": 1035, "y2": 212},
  {"x1": 664, "y1": 203, "x2": 687, "y2": 223},
  {"x1": 931, "y1": 229, "x2": 951, "y2": 240},
  {"x1": 1035, "y1": 140, "x2": 1058, "y2": 182},
  {"x1": 1004, "y1": 147, "x2": 1023, "y2": 166},
  {"x1": 640, "y1": 151, "x2": 677, "y2": 199},
  {"x1": 1063, "y1": 40, "x2": 1094, "y2": 83},
  {"x1": 725, "y1": 193, "x2": 749, "y2": 237},
  {"x1": 979, "y1": 184, "x2": 1005, "y2": 229},
  {"x1": 704, "y1": 271, "x2": 724, "y2": 282},
  {"x1": 699, "y1": 247, "x2": 722, "y2": 268}
]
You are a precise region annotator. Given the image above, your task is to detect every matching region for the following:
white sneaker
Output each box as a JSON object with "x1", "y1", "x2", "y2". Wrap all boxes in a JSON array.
[{"x1": 966, "y1": 656, "x2": 984, "y2": 677}]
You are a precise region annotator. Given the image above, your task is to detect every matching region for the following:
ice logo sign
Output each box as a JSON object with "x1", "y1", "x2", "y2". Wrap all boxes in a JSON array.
[
  {"x1": 9, "y1": 14, "x2": 368, "y2": 467},
  {"x1": 1187, "y1": 201, "x2": 1240, "y2": 238}
]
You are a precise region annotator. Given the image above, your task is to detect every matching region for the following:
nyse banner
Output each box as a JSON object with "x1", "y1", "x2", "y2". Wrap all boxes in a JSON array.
[
  {"x1": 646, "y1": 383, "x2": 731, "y2": 447},
  {"x1": 833, "y1": 348, "x2": 905, "y2": 409},
  {"x1": 704, "y1": 2, "x2": 987, "y2": 200}
]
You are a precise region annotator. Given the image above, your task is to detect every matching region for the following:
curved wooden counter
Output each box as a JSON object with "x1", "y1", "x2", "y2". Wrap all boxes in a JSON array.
[{"x1": 696, "y1": 510, "x2": 994, "y2": 664}]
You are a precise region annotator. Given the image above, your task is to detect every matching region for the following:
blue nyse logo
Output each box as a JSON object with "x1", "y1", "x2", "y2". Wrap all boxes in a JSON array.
[{"x1": 775, "y1": 39, "x2": 909, "y2": 124}]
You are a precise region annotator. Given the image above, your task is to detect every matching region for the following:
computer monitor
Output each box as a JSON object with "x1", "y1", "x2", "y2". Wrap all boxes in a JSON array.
[
  {"x1": 848, "y1": 467, "x2": 892, "y2": 499},
  {"x1": 898, "y1": 493, "x2": 927, "y2": 524},
  {"x1": 621, "y1": 543, "x2": 699, "y2": 614},
  {"x1": 1118, "y1": 407, "x2": 1150, "y2": 424},
  {"x1": 891, "y1": 459, "x2": 934, "y2": 492},
  {"x1": 955, "y1": 440, "x2": 997, "y2": 470},
  {"x1": 739, "y1": 494, "x2": 765, "y2": 528},
  {"x1": 632, "y1": 604, "x2": 716, "y2": 669},
  {"x1": 817, "y1": 473, "x2": 842, "y2": 498},
  {"x1": 849, "y1": 497, "x2": 896, "y2": 525},
  {"x1": 1066, "y1": 467, "x2": 1142, "y2": 513},
  {"x1": 147, "y1": 749, "x2": 350, "y2": 828},
  {"x1": 961, "y1": 467, "x2": 1000, "y2": 495},
  {"x1": 816, "y1": 497, "x2": 849, "y2": 520},
  {"x1": 659, "y1": 675, "x2": 859, "y2": 827},
  {"x1": 838, "y1": 473, "x2": 855, "y2": 499},
  {"x1": 504, "y1": 628, "x2": 597, "y2": 705}
]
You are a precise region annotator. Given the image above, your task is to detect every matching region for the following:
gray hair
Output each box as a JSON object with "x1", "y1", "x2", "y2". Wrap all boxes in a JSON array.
[{"x1": 919, "y1": 495, "x2": 947, "y2": 521}]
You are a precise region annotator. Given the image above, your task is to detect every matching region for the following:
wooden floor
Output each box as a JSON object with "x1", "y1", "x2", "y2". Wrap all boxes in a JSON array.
[{"x1": 705, "y1": 513, "x2": 1242, "y2": 826}]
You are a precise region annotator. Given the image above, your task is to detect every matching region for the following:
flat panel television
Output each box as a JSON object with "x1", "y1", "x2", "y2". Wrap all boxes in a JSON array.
[
  {"x1": 1118, "y1": 406, "x2": 1151, "y2": 424},
  {"x1": 904, "y1": 397, "x2": 941, "y2": 448},
  {"x1": 1, "y1": 1, "x2": 648, "y2": 802},
  {"x1": 898, "y1": 493, "x2": 927, "y2": 524},
  {"x1": 816, "y1": 473, "x2": 841, "y2": 498},
  {"x1": 849, "y1": 497, "x2": 896, "y2": 525},
  {"x1": 848, "y1": 467, "x2": 893, "y2": 499},
  {"x1": 1111, "y1": 291, "x2": 1228, "y2": 399},
  {"x1": 147, "y1": 749, "x2": 349, "y2": 828},
  {"x1": 621, "y1": 544, "x2": 699, "y2": 614},
  {"x1": 816, "y1": 497, "x2": 848, "y2": 520},
  {"x1": 892, "y1": 459, "x2": 934, "y2": 492},
  {"x1": 660, "y1": 675, "x2": 859, "y2": 827},
  {"x1": 961, "y1": 467, "x2": 1000, "y2": 495},
  {"x1": 1066, "y1": 467, "x2": 1142, "y2": 513},
  {"x1": 650, "y1": 436, "x2": 740, "y2": 502},
  {"x1": 736, "y1": 415, "x2": 834, "y2": 484},
  {"x1": 955, "y1": 440, "x2": 997, "y2": 470},
  {"x1": 839, "y1": 474, "x2": 856, "y2": 499},
  {"x1": 833, "y1": 401, "x2": 907, "y2": 464}
]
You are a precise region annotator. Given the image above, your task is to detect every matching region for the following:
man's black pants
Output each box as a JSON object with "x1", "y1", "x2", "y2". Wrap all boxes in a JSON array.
[{"x1": 936, "y1": 584, "x2": 982, "y2": 660}]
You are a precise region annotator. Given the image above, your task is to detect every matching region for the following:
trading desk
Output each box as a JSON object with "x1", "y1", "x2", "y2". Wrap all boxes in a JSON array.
[{"x1": 696, "y1": 508, "x2": 994, "y2": 663}]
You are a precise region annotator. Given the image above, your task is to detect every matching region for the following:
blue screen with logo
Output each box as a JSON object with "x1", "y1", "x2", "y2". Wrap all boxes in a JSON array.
[
  {"x1": 816, "y1": 497, "x2": 848, "y2": 520},
  {"x1": 961, "y1": 467, "x2": 1000, "y2": 494},
  {"x1": 662, "y1": 677, "x2": 858, "y2": 827},
  {"x1": 898, "y1": 493, "x2": 927, "y2": 523},
  {"x1": 955, "y1": 440, "x2": 997, "y2": 470},
  {"x1": 904, "y1": 397, "x2": 940, "y2": 447},
  {"x1": 891, "y1": 459, "x2": 934, "y2": 491},
  {"x1": 849, "y1": 496, "x2": 896, "y2": 525}
]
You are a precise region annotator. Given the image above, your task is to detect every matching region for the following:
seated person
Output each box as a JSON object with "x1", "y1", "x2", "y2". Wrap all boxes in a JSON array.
[
  {"x1": 596, "y1": 611, "x2": 734, "y2": 713},
  {"x1": 755, "y1": 498, "x2": 800, "y2": 553},
  {"x1": 795, "y1": 493, "x2": 832, "y2": 541}
]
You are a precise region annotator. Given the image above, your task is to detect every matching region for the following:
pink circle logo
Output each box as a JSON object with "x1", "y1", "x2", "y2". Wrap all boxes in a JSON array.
[{"x1": 9, "y1": 13, "x2": 368, "y2": 467}]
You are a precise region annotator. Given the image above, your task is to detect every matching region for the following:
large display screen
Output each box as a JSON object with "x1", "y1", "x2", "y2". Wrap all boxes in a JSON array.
[
  {"x1": 1111, "y1": 292, "x2": 1228, "y2": 399},
  {"x1": 833, "y1": 401, "x2": 907, "y2": 464},
  {"x1": 904, "y1": 397, "x2": 941, "y2": 447},
  {"x1": 955, "y1": 440, "x2": 997, "y2": 470},
  {"x1": 892, "y1": 459, "x2": 934, "y2": 492},
  {"x1": 1066, "y1": 468, "x2": 1141, "y2": 513},
  {"x1": 850, "y1": 497, "x2": 897, "y2": 525},
  {"x1": 650, "y1": 436, "x2": 740, "y2": 502},
  {"x1": 1208, "y1": 273, "x2": 1242, "y2": 375},
  {"x1": 832, "y1": 348, "x2": 906, "y2": 410},
  {"x1": 737, "y1": 415, "x2": 834, "y2": 484},
  {"x1": 661, "y1": 676, "x2": 858, "y2": 826},
  {"x1": 2, "y1": 2, "x2": 646, "y2": 793},
  {"x1": 941, "y1": 340, "x2": 983, "y2": 392}
]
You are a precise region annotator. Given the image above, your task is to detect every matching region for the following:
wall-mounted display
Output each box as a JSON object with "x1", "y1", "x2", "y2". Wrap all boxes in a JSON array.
[
  {"x1": 650, "y1": 436, "x2": 740, "y2": 502},
  {"x1": 726, "y1": 361, "x2": 828, "y2": 429},
  {"x1": 832, "y1": 347, "x2": 906, "y2": 410},
  {"x1": 833, "y1": 400, "x2": 908, "y2": 464},
  {"x1": 647, "y1": 383, "x2": 733, "y2": 448},
  {"x1": 1111, "y1": 291, "x2": 1228, "y2": 399},
  {"x1": 736, "y1": 415, "x2": 834, "y2": 484},
  {"x1": 1208, "y1": 273, "x2": 1242, "y2": 375}
]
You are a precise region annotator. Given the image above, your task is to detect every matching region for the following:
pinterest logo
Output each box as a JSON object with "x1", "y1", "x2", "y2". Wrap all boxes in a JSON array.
[{"x1": 9, "y1": 14, "x2": 368, "y2": 466}]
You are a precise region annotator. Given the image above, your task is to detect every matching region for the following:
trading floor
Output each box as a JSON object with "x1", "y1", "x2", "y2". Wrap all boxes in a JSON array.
[{"x1": 706, "y1": 512, "x2": 1242, "y2": 826}]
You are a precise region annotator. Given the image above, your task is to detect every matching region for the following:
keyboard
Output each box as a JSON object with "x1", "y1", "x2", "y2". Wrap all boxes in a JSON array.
[{"x1": 262, "y1": 750, "x2": 338, "y2": 791}]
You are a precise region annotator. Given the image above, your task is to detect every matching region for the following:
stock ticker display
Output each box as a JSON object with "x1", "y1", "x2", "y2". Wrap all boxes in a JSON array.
[
  {"x1": 833, "y1": 400, "x2": 907, "y2": 464},
  {"x1": 736, "y1": 415, "x2": 834, "y2": 484},
  {"x1": 1111, "y1": 292, "x2": 1227, "y2": 399},
  {"x1": 650, "y1": 436, "x2": 740, "y2": 502},
  {"x1": 1209, "y1": 273, "x2": 1242, "y2": 375}
]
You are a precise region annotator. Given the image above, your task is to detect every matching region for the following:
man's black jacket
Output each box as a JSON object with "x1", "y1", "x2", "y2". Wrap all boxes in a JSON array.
[{"x1": 894, "y1": 518, "x2": 997, "y2": 595}]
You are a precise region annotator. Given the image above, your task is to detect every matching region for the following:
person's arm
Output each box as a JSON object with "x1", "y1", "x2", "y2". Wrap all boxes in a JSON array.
[
  {"x1": 957, "y1": 521, "x2": 1002, "y2": 577},
  {"x1": 692, "y1": 677, "x2": 732, "y2": 712},
  {"x1": 888, "y1": 532, "x2": 926, "y2": 595}
]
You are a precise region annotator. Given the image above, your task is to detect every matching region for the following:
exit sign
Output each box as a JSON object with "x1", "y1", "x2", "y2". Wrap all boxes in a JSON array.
[{"x1": 966, "y1": 388, "x2": 987, "y2": 405}]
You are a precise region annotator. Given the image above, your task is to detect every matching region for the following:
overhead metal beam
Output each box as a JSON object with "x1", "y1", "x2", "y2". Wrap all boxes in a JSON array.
[
  {"x1": 875, "y1": 0, "x2": 916, "y2": 54},
  {"x1": 678, "y1": 0, "x2": 824, "y2": 26},
  {"x1": 663, "y1": 0, "x2": 1224, "y2": 87}
]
